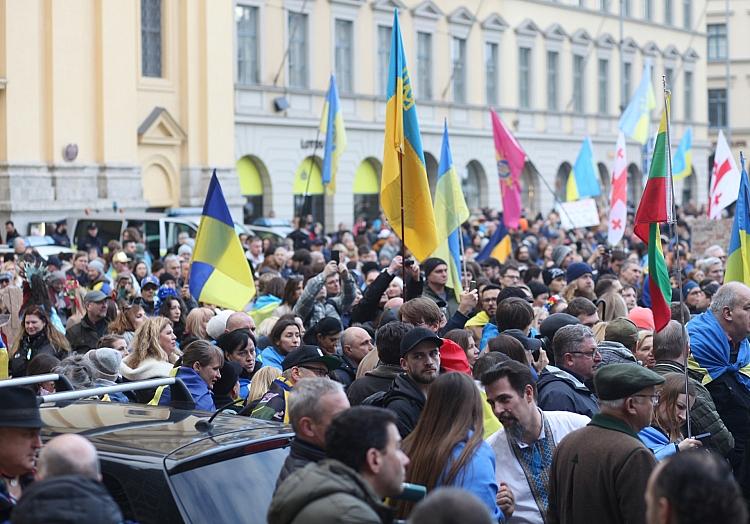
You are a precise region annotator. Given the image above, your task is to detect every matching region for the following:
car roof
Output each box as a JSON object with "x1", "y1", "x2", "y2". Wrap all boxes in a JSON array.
[{"x1": 40, "y1": 401, "x2": 293, "y2": 466}]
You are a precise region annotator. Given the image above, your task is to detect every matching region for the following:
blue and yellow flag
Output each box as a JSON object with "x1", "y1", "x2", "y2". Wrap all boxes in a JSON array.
[
  {"x1": 725, "y1": 153, "x2": 750, "y2": 285},
  {"x1": 380, "y1": 9, "x2": 438, "y2": 262},
  {"x1": 476, "y1": 221, "x2": 511, "y2": 263},
  {"x1": 672, "y1": 127, "x2": 693, "y2": 180},
  {"x1": 618, "y1": 63, "x2": 656, "y2": 145},
  {"x1": 566, "y1": 137, "x2": 601, "y2": 201},
  {"x1": 431, "y1": 121, "x2": 470, "y2": 301},
  {"x1": 320, "y1": 74, "x2": 347, "y2": 195},
  {"x1": 189, "y1": 172, "x2": 256, "y2": 310}
]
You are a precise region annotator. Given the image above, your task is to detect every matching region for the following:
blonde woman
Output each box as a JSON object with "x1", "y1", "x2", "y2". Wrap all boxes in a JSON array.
[
  {"x1": 246, "y1": 366, "x2": 281, "y2": 409},
  {"x1": 121, "y1": 317, "x2": 178, "y2": 392},
  {"x1": 636, "y1": 330, "x2": 655, "y2": 368},
  {"x1": 184, "y1": 307, "x2": 216, "y2": 341}
]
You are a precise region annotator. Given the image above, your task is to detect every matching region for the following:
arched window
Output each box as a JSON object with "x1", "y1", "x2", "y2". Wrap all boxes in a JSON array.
[
  {"x1": 597, "y1": 162, "x2": 611, "y2": 209},
  {"x1": 462, "y1": 161, "x2": 486, "y2": 210},
  {"x1": 522, "y1": 162, "x2": 539, "y2": 216},
  {"x1": 627, "y1": 163, "x2": 642, "y2": 214},
  {"x1": 293, "y1": 156, "x2": 324, "y2": 227},
  {"x1": 424, "y1": 152, "x2": 439, "y2": 197},
  {"x1": 236, "y1": 155, "x2": 269, "y2": 224},
  {"x1": 353, "y1": 158, "x2": 381, "y2": 223},
  {"x1": 555, "y1": 162, "x2": 572, "y2": 202}
]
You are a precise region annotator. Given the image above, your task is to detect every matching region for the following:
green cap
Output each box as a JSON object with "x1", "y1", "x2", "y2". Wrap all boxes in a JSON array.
[
  {"x1": 594, "y1": 363, "x2": 665, "y2": 401},
  {"x1": 604, "y1": 318, "x2": 639, "y2": 350}
]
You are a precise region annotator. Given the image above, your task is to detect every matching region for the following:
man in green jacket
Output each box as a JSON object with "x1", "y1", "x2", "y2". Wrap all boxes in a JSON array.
[
  {"x1": 268, "y1": 406, "x2": 409, "y2": 524},
  {"x1": 548, "y1": 363, "x2": 664, "y2": 524}
]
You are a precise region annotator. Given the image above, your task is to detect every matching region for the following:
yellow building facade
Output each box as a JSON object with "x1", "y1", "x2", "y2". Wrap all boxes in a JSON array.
[
  {"x1": 234, "y1": 0, "x2": 710, "y2": 228},
  {"x1": 0, "y1": 0, "x2": 238, "y2": 232}
]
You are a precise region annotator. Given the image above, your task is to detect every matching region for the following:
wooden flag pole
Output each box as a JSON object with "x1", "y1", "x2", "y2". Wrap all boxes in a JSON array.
[{"x1": 662, "y1": 75, "x2": 692, "y2": 437}]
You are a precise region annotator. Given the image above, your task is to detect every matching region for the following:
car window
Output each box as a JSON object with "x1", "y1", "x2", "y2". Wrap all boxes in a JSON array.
[
  {"x1": 169, "y1": 447, "x2": 289, "y2": 522},
  {"x1": 73, "y1": 219, "x2": 122, "y2": 249}
]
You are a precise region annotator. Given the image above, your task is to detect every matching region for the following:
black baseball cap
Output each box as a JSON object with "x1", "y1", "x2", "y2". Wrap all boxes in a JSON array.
[
  {"x1": 400, "y1": 327, "x2": 442, "y2": 358},
  {"x1": 281, "y1": 345, "x2": 341, "y2": 371}
]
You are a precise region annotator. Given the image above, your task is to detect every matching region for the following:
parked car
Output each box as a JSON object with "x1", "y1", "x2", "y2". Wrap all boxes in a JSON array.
[
  {"x1": 0, "y1": 236, "x2": 74, "y2": 262},
  {"x1": 59, "y1": 213, "x2": 284, "y2": 260},
  {"x1": 40, "y1": 399, "x2": 292, "y2": 523}
]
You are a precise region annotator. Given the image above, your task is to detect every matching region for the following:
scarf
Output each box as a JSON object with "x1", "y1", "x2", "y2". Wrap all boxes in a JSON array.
[
  {"x1": 687, "y1": 310, "x2": 750, "y2": 390},
  {"x1": 506, "y1": 410, "x2": 556, "y2": 522}
]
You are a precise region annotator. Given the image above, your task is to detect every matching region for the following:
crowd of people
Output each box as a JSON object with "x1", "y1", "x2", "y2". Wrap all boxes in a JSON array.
[{"x1": 0, "y1": 207, "x2": 749, "y2": 523}]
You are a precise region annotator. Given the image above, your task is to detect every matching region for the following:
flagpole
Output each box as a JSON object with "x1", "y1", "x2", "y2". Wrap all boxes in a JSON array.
[
  {"x1": 532, "y1": 166, "x2": 578, "y2": 228},
  {"x1": 399, "y1": 151, "x2": 406, "y2": 298},
  {"x1": 296, "y1": 127, "x2": 323, "y2": 222},
  {"x1": 662, "y1": 75, "x2": 692, "y2": 437},
  {"x1": 458, "y1": 222, "x2": 466, "y2": 289}
]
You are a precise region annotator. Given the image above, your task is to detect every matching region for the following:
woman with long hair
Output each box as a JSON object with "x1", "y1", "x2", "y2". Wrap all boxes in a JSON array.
[
  {"x1": 159, "y1": 295, "x2": 186, "y2": 345},
  {"x1": 273, "y1": 276, "x2": 304, "y2": 317},
  {"x1": 108, "y1": 304, "x2": 146, "y2": 348},
  {"x1": 635, "y1": 331, "x2": 655, "y2": 368},
  {"x1": 400, "y1": 372, "x2": 505, "y2": 521},
  {"x1": 121, "y1": 316, "x2": 177, "y2": 386},
  {"x1": 216, "y1": 328, "x2": 257, "y2": 399},
  {"x1": 184, "y1": 306, "x2": 216, "y2": 343},
  {"x1": 246, "y1": 366, "x2": 282, "y2": 409},
  {"x1": 302, "y1": 316, "x2": 342, "y2": 356},
  {"x1": 444, "y1": 329, "x2": 479, "y2": 369},
  {"x1": 9, "y1": 305, "x2": 70, "y2": 377},
  {"x1": 258, "y1": 317, "x2": 301, "y2": 370},
  {"x1": 639, "y1": 373, "x2": 702, "y2": 460}
]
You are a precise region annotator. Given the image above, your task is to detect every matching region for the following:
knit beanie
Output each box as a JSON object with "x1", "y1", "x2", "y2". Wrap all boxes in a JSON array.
[
  {"x1": 422, "y1": 257, "x2": 447, "y2": 277},
  {"x1": 84, "y1": 348, "x2": 122, "y2": 382}
]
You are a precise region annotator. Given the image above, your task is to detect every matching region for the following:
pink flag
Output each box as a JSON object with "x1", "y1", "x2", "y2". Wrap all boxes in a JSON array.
[
  {"x1": 708, "y1": 130, "x2": 740, "y2": 219},
  {"x1": 608, "y1": 132, "x2": 627, "y2": 246},
  {"x1": 491, "y1": 110, "x2": 526, "y2": 229}
]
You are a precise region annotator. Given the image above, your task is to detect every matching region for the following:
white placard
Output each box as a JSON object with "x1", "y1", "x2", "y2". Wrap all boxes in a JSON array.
[{"x1": 555, "y1": 198, "x2": 601, "y2": 230}]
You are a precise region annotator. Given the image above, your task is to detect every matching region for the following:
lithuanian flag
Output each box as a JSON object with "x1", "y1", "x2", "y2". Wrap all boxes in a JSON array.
[{"x1": 634, "y1": 98, "x2": 673, "y2": 331}]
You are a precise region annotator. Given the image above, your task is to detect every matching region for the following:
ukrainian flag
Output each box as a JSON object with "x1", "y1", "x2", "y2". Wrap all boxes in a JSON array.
[
  {"x1": 618, "y1": 63, "x2": 656, "y2": 145},
  {"x1": 672, "y1": 127, "x2": 693, "y2": 180},
  {"x1": 320, "y1": 74, "x2": 347, "y2": 195},
  {"x1": 189, "y1": 172, "x2": 256, "y2": 310},
  {"x1": 432, "y1": 121, "x2": 470, "y2": 302},
  {"x1": 476, "y1": 221, "x2": 512, "y2": 263},
  {"x1": 725, "y1": 153, "x2": 750, "y2": 285},
  {"x1": 380, "y1": 9, "x2": 438, "y2": 262},
  {"x1": 566, "y1": 137, "x2": 601, "y2": 201}
]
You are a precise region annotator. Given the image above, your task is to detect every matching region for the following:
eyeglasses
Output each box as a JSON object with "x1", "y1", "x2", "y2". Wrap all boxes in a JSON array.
[
  {"x1": 300, "y1": 366, "x2": 329, "y2": 377},
  {"x1": 632, "y1": 394, "x2": 660, "y2": 404},
  {"x1": 569, "y1": 349, "x2": 600, "y2": 358}
]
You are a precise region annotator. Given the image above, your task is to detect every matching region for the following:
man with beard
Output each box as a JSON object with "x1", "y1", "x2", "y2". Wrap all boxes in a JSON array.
[
  {"x1": 484, "y1": 361, "x2": 589, "y2": 523},
  {"x1": 563, "y1": 262, "x2": 596, "y2": 301},
  {"x1": 379, "y1": 327, "x2": 441, "y2": 438}
]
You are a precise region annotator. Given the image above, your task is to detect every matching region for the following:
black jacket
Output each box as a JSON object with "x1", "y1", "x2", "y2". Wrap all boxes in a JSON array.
[
  {"x1": 9, "y1": 332, "x2": 58, "y2": 377},
  {"x1": 65, "y1": 315, "x2": 107, "y2": 354},
  {"x1": 537, "y1": 366, "x2": 599, "y2": 418},
  {"x1": 275, "y1": 438, "x2": 327, "y2": 492},
  {"x1": 332, "y1": 354, "x2": 357, "y2": 390},
  {"x1": 11, "y1": 474, "x2": 123, "y2": 524},
  {"x1": 382, "y1": 373, "x2": 426, "y2": 438},
  {"x1": 350, "y1": 270, "x2": 394, "y2": 325},
  {"x1": 347, "y1": 364, "x2": 401, "y2": 406}
]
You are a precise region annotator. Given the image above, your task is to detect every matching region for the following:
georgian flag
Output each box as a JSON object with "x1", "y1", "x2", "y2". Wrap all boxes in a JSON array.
[
  {"x1": 709, "y1": 130, "x2": 741, "y2": 220},
  {"x1": 608, "y1": 132, "x2": 628, "y2": 246}
]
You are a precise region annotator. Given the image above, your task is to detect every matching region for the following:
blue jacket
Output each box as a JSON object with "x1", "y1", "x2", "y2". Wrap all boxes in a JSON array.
[
  {"x1": 439, "y1": 434, "x2": 504, "y2": 522},
  {"x1": 639, "y1": 426, "x2": 679, "y2": 461},
  {"x1": 158, "y1": 367, "x2": 215, "y2": 411},
  {"x1": 259, "y1": 346, "x2": 286, "y2": 370}
]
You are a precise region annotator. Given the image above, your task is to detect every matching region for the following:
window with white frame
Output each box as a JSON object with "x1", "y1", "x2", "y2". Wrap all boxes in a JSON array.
[
  {"x1": 684, "y1": 71, "x2": 693, "y2": 121},
  {"x1": 377, "y1": 25, "x2": 392, "y2": 96},
  {"x1": 644, "y1": 0, "x2": 653, "y2": 20},
  {"x1": 486, "y1": 42, "x2": 499, "y2": 106},
  {"x1": 519, "y1": 47, "x2": 531, "y2": 109},
  {"x1": 288, "y1": 12, "x2": 308, "y2": 88},
  {"x1": 707, "y1": 24, "x2": 727, "y2": 61},
  {"x1": 452, "y1": 37, "x2": 467, "y2": 103},
  {"x1": 573, "y1": 54, "x2": 585, "y2": 112},
  {"x1": 141, "y1": 0, "x2": 162, "y2": 78},
  {"x1": 547, "y1": 50, "x2": 559, "y2": 110},
  {"x1": 236, "y1": 5, "x2": 259, "y2": 85},
  {"x1": 664, "y1": 0, "x2": 673, "y2": 24},
  {"x1": 683, "y1": 0, "x2": 692, "y2": 29},
  {"x1": 598, "y1": 58, "x2": 609, "y2": 114},
  {"x1": 417, "y1": 32, "x2": 433, "y2": 100},
  {"x1": 334, "y1": 19, "x2": 353, "y2": 93}
]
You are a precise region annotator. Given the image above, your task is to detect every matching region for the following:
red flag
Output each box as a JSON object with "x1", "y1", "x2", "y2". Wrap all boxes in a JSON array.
[{"x1": 490, "y1": 110, "x2": 526, "y2": 229}]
